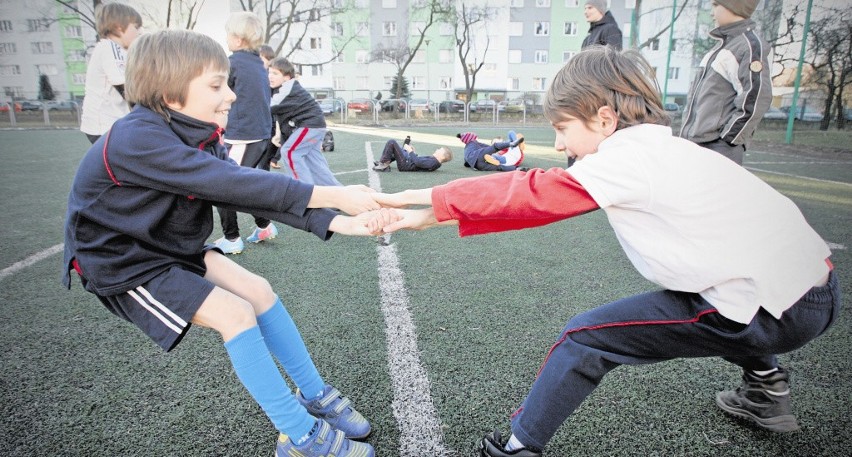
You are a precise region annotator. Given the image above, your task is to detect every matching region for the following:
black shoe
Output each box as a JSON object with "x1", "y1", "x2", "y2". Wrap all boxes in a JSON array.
[
  {"x1": 403, "y1": 135, "x2": 411, "y2": 146},
  {"x1": 716, "y1": 367, "x2": 800, "y2": 432},
  {"x1": 479, "y1": 431, "x2": 542, "y2": 457},
  {"x1": 517, "y1": 167, "x2": 530, "y2": 172},
  {"x1": 509, "y1": 135, "x2": 525, "y2": 149}
]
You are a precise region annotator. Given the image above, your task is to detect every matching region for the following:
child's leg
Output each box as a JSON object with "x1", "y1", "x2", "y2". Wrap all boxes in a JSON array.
[
  {"x1": 379, "y1": 140, "x2": 400, "y2": 163},
  {"x1": 193, "y1": 274, "x2": 315, "y2": 442},
  {"x1": 203, "y1": 251, "x2": 325, "y2": 397}
]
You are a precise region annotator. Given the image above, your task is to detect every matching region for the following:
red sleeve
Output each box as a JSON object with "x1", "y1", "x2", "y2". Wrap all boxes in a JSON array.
[{"x1": 431, "y1": 167, "x2": 599, "y2": 237}]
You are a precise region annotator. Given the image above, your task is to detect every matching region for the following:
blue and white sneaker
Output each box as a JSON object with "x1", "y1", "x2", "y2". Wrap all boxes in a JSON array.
[
  {"x1": 275, "y1": 419, "x2": 374, "y2": 457},
  {"x1": 214, "y1": 236, "x2": 244, "y2": 254},
  {"x1": 246, "y1": 223, "x2": 278, "y2": 243},
  {"x1": 297, "y1": 384, "x2": 372, "y2": 439}
]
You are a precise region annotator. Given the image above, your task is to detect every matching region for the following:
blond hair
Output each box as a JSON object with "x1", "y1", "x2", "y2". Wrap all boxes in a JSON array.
[
  {"x1": 95, "y1": 2, "x2": 142, "y2": 38},
  {"x1": 225, "y1": 12, "x2": 265, "y2": 50},
  {"x1": 544, "y1": 46, "x2": 670, "y2": 129},
  {"x1": 125, "y1": 30, "x2": 230, "y2": 120},
  {"x1": 436, "y1": 146, "x2": 453, "y2": 162}
]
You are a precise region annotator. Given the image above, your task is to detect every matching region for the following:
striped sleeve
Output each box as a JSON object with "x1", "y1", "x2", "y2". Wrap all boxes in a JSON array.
[{"x1": 721, "y1": 30, "x2": 771, "y2": 145}]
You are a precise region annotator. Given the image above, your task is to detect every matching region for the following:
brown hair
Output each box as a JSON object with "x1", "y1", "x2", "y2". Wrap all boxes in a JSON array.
[
  {"x1": 95, "y1": 2, "x2": 142, "y2": 38},
  {"x1": 225, "y1": 12, "x2": 265, "y2": 50},
  {"x1": 544, "y1": 46, "x2": 670, "y2": 130},
  {"x1": 269, "y1": 57, "x2": 296, "y2": 79},
  {"x1": 125, "y1": 30, "x2": 230, "y2": 120},
  {"x1": 259, "y1": 44, "x2": 276, "y2": 62}
]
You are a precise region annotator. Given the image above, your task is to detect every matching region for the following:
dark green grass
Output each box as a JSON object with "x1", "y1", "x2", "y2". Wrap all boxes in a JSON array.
[{"x1": 1, "y1": 129, "x2": 850, "y2": 456}]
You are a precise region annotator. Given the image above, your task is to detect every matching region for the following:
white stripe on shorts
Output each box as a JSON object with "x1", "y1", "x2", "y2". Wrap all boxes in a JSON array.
[{"x1": 127, "y1": 288, "x2": 186, "y2": 334}]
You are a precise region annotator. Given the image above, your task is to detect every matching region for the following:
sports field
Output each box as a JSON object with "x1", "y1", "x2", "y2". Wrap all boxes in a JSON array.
[{"x1": 1, "y1": 127, "x2": 850, "y2": 456}]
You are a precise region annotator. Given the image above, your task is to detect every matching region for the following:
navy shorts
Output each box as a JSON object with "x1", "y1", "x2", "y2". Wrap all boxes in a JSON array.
[{"x1": 91, "y1": 266, "x2": 215, "y2": 352}]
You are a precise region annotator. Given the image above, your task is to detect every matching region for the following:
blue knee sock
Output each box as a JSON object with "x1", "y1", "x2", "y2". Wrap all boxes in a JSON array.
[
  {"x1": 257, "y1": 297, "x2": 326, "y2": 400},
  {"x1": 224, "y1": 326, "x2": 315, "y2": 440}
]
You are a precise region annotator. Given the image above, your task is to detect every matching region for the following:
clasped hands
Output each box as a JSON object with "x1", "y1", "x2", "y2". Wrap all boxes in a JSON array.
[{"x1": 324, "y1": 185, "x2": 439, "y2": 237}]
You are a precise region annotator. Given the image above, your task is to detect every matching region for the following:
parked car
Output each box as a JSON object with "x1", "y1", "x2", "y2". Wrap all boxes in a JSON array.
[
  {"x1": 380, "y1": 98, "x2": 406, "y2": 112},
  {"x1": 346, "y1": 98, "x2": 373, "y2": 113},
  {"x1": 663, "y1": 102, "x2": 680, "y2": 113},
  {"x1": 437, "y1": 100, "x2": 464, "y2": 113},
  {"x1": 408, "y1": 99, "x2": 432, "y2": 113},
  {"x1": 780, "y1": 106, "x2": 823, "y2": 122},
  {"x1": 317, "y1": 98, "x2": 342, "y2": 115},
  {"x1": 499, "y1": 99, "x2": 526, "y2": 113},
  {"x1": 762, "y1": 107, "x2": 787, "y2": 120},
  {"x1": 0, "y1": 102, "x2": 22, "y2": 112},
  {"x1": 470, "y1": 99, "x2": 501, "y2": 113},
  {"x1": 21, "y1": 100, "x2": 44, "y2": 111},
  {"x1": 46, "y1": 100, "x2": 77, "y2": 111}
]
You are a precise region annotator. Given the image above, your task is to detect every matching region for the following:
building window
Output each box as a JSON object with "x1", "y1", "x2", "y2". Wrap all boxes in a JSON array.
[
  {"x1": 439, "y1": 76, "x2": 452, "y2": 89},
  {"x1": 3, "y1": 86, "x2": 24, "y2": 97},
  {"x1": 27, "y1": 19, "x2": 50, "y2": 32},
  {"x1": 562, "y1": 51, "x2": 575, "y2": 62},
  {"x1": 534, "y1": 50, "x2": 548, "y2": 63},
  {"x1": 565, "y1": 0, "x2": 579, "y2": 6},
  {"x1": 331, "y1": 22, "x2": 343, "y2": 36},
  {"x1": 310, "y1": 37, "x2": 322, "y2": 49},
  {"x1": 439, "y1": 49, "x2": 452, "y2": 63},
  {"x1": 310, "y1": 65, "x2": 323, "y2": 76},
  {"x1": 534, "y1": 22, "x2": 550, "y2": 36},
  {"x1": 508, "y1": 50, "x2": 522, "y2": 64},
  {"x1": 411, "y1": 76, "x2": 424, "y2": 89},
  {"x1": 355, "y1": 50, "x2": 369, "y2": 63},
  {"x1": 331, "y1": 0, "x2": 344, "y2": 7},
  {"x1": 413, "y1": 49, "x2": 425, "y2": 63},
  {"x1": 536, "y1": 0, "x2": 551, "y2": 6},
  {"x1": 0, "y1": 64, "x2": 20, "y2": 75},
  {"x1": 564, "y1": 22, "x2": 578, "y2": 36},
  {"x1": 651, "y1": 38, "x2": 660, "y2": 51},
  {"x1": 64, "y1": 25, "x2": 82, "y2": 37},
  {"x1": 357, "y1": 22, "x2": 369, "y2": 36},
  {"x1": 508, "y1": 77, "x2": 519, "y2": 90},
  {"x1": 510, "y1": 0, "x2": 524, "y2": 6},
  {"x1": 72, "y1": 73, "x2": 85, "y2": 85},
  {"x1": 532, "y1": 77, "x2": 546, "y2": 90},
  {"x1": 508, "y1": 22, "x2": 523, "y2": 36},
  {"x1": 0, "y1": 42, "x2": 16, "y2": 54},
  {"x1": 0, "y1": 20, "x2": 12, "y2": 32},
  {"x1": 383, "y1": 21, "x2": 396, "y2": 36},
  {"x1": 31, "y1": 42, "x2": 54, "y2": 54},
  {"x1": 332, "y1": 52, "x2": 344, "y2": 63},
  {"x1": 382, "y1": 0, "x2": 397, "y2": 7},
  {"x1": 36, "y1": 64, "x2": 57, "y2": 75},
  {"x1": 333, "y1": 76, "x2": 345, "y2": 90},
  {"x1": 356, "y1": 76, "x2": 368, "y2": 90},
  {"x1": 668, "y1": 67, "x2": 680, "y2": 80}
]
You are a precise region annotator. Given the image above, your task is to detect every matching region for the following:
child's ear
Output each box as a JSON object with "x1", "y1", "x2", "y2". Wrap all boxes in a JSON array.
[{"x1": 596, "y1": 106, "x2": 618, "y2": 136}]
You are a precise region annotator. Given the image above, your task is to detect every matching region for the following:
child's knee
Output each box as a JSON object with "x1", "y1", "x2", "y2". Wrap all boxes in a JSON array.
[{"x1": 245, "y1": 273, "x2": 276, "y2": 304}]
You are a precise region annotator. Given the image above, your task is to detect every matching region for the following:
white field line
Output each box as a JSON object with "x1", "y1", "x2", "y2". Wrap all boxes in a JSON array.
[
  {"x1": 0, "y1": 243, "x2": 63, "y2": 282},
  {"x1": 366, "y1": 141, "x2": 451, "y2": 456},
  {"x1": 745, "y1": 166, "x2": 852, "y2": 187}
]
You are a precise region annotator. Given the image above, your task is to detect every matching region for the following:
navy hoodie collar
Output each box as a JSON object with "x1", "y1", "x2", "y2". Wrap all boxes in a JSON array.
[{"x1": 166, "y1": 109, "x2": 224, "y2": 150}]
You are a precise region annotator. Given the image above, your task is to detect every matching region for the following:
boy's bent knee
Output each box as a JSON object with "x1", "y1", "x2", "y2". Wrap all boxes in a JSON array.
[{"x1": 193, "y1": 288, "x2": 258, "y2": 341}]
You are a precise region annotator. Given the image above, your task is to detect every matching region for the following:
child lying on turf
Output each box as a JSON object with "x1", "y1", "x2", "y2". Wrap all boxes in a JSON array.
[
  {"x1": 457, "y1": 131, "x2": 526, "y2": 172},
  {"x1": 373, "y1": 46, "x2": 838, "y2": 456},
  {"x1": 372, "y1": 135, "x2": 453, "y2": 172},
  {"x1": 62, "y1": 30, "x2": 388, "y2": 457}
]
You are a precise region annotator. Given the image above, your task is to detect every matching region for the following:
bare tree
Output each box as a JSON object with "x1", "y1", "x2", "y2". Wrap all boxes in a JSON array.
[
  {"x1": 164, "y1": 0, "x2": 207, "y2": 30},
  {"x1": 53, "y1": 0, "x2": 99, "y2": 35},
  {"x1": 804, "y1": 6, "x2": 852, "y2": 130},
  {"x1": 370, "y1": 0, "x2": 453, "y2": 101},
  {"x1": 628, "y1": 0, "x2": 690, "y2": 50},
  {"x1": 454, "y1": 3, "x2": 492, "y2": 104}
]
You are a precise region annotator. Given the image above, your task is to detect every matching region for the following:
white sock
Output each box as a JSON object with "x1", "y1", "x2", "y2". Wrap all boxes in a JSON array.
[
  {"x1": 505, "y1": 434, "x2": 525, "y2": 451},
  {"x1": 752, "y1": 367, "x2": 779, "y2": 377}
]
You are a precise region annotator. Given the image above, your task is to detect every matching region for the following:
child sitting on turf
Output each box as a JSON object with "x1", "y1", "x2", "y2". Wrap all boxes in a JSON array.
[
  {"x1": 62, "y1": 30, "x2": 387, "y2": 457},
  {"x1": 373, "y1": 46, "x2": 838, "y2": 456},
  {"x1": 372, "y1": 136, "x2": 453, "y2": 172},
  {"x1": 482, "y1": 131, "x2": 525, "y2": 167},
  {"x1": 269, "y1": 57, "x2": 341, "y2": 186},
  {"x1": 457, "y1": 131, "x2": 525, "y2": 172}
]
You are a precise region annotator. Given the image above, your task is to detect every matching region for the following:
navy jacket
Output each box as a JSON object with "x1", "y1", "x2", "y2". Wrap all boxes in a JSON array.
[
  {"x1": 270, "y1": 79, "x2": 326, "y2": 138},
  {"x1": 225, "y1": 50, "x2": 272, "y2": 140},
  {"x1": 581, "y1": 11, "x2": 623, "y2": 50},
  {"x1": 62, "y1": 106, "x2": 335, "y2": 295}
]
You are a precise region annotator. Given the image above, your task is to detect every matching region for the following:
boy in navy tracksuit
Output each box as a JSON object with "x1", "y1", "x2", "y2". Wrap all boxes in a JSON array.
[
  {"x1": 214, "y1": 12, "x2": 275, "y2": 254},
  {"x1": 62, "y1": 30, "x2": 382, "y2": 457},
  {"x1": 372, "y1": 137, "x2": 453, "y2": 172}
]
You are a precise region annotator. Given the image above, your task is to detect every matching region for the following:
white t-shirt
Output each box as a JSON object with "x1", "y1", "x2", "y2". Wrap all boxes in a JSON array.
[
  {"x1": 569, "y1": 124, "x2": 830, "y2": 324},
  {"x1": 80, "y1": 39, "x2": 129, "y2": 136}
]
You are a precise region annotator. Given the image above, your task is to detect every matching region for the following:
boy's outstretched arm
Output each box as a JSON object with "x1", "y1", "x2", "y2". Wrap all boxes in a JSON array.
[
  {"x1": 309, "y1": 184, "x2": 380, "y2": 215},
  {"x1": 372, "y1": 188, "x2": 433, "y2": 208},
  {"x1": 382, "y1": 208, "x2": 458, "y2": 232}
]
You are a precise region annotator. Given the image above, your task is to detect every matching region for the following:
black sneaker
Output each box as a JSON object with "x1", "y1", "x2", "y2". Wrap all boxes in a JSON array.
[
  {"x1": 716, "y1": 368, "x2": 800, "y2": 432},
  {"x1": 403, "y1": 135, "x2": 411, "y2": 146},
  {"x1": 479, "y1": 431, "x2": 542, "y2": 457}
]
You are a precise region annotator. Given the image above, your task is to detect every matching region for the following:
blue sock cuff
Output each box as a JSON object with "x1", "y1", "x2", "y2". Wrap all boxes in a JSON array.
[
  {"x1": 224, "y1": 326, "x2": 265, "y2": 367},
  {"x1": 257, "y1": 296, "x2": 286, "y2": 331}
]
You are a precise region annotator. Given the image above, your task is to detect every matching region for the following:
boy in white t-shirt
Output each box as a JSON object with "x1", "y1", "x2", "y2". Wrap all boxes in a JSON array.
[
  {"x1": 373, "y1": 47, "x2": 838, "y2": 456},
  {"x1": 79, "y1": 2, "x2": 141, "y2": 144}
]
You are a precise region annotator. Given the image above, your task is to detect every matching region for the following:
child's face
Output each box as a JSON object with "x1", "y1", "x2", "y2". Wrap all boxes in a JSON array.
[
  {"x1": 552, "y1": 116, "x2": 608, "y2": 162},
  {"x1": 711, "y1": 2, "x2": 739, "y2": 27},
  {"x1": 116, "y1": 23, "x2": 141, "y2": 49},
  {"x1": 167, "y1": 67, "x2": 235, "y2": 128},
  {"x1": 269, "y1": 67, "x2": 286, "y2": 88}
]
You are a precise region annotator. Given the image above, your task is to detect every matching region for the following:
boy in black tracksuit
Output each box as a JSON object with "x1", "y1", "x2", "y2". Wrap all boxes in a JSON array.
[{"x1": 372, "y1": 137, "x2": 453, "y2": 172}]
